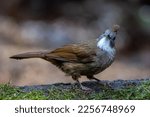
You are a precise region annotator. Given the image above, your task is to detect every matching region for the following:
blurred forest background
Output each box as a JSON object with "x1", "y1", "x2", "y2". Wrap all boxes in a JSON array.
[{"x1": 0, "y1": 0, "x2": 149, "y2": 86}]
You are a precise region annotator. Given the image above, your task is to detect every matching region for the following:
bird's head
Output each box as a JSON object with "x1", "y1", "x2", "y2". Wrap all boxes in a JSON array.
[{"x1": 97, "y1": 25, "x2": 120, "y2": 52}]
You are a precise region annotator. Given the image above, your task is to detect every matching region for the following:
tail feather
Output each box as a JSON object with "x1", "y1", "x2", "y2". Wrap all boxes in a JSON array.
[{"x1": 10, "y1": 52, "x2": 45, "y2": 60}]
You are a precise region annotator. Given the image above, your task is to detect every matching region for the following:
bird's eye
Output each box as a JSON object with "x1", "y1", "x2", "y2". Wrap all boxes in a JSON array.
[{"x1": 107, "y1": 35, "x2": 111, "y2": 39}]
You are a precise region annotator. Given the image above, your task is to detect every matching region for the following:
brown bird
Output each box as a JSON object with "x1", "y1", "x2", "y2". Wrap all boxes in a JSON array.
[{"x1": 10, "y1": 25, "x2": 120, "y2": 90}]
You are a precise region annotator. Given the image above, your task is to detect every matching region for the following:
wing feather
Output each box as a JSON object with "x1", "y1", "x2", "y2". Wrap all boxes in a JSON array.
[{"x1": 45, "y1": 44, "x2": 96, "y2": 63}]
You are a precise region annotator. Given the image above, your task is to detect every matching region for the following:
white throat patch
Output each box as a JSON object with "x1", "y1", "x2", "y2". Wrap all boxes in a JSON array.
[{"x1": 97, "y1": 37, "x2": 116, "y2": 57}]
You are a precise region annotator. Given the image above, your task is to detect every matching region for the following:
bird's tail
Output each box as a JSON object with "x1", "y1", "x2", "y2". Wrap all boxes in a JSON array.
[{"x1": 10, "y1": 52, "x2": 45, "y2": 60}]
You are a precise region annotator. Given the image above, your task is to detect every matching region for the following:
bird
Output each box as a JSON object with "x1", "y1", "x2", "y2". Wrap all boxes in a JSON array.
[{"x1": 10, "y1": 25, "x2": 120, "y2": 90}]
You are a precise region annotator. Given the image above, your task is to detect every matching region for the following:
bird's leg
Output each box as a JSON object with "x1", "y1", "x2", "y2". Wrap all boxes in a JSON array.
[
  {"x1": 87, "y1": 75, "x2": 111, "y2": 88},
  {"x1": 87, "y1": 75, "x2": 101, "y2": 82},
  {"x1": 72, "y1": 74, "x2": 92, "y2": 91},
  {"x1": 76, "y1": 79, "x2": 92, "y2": 91}
]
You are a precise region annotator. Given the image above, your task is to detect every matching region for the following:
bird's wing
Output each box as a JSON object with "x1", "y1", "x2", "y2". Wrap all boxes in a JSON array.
[{"x1": 45, "y1": 44, "x2": 96, "y2": 63}]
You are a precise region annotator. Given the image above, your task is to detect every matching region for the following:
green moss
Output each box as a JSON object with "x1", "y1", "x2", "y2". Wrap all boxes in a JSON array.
[
  {"x1": 0, "y1": 81, "x2": 150, "y2": 100},
  {"x1": 0, "y1": 84, "x2": 46, "y2": 100}
]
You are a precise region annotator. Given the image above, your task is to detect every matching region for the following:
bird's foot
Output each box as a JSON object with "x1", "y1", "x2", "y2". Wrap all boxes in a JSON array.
[
  {"x1": 71, "y1": 82, "x2": 93, "y2": 93},
  {"x1": 91, "y1": 77, "x2": 112, "y2": 89}
]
